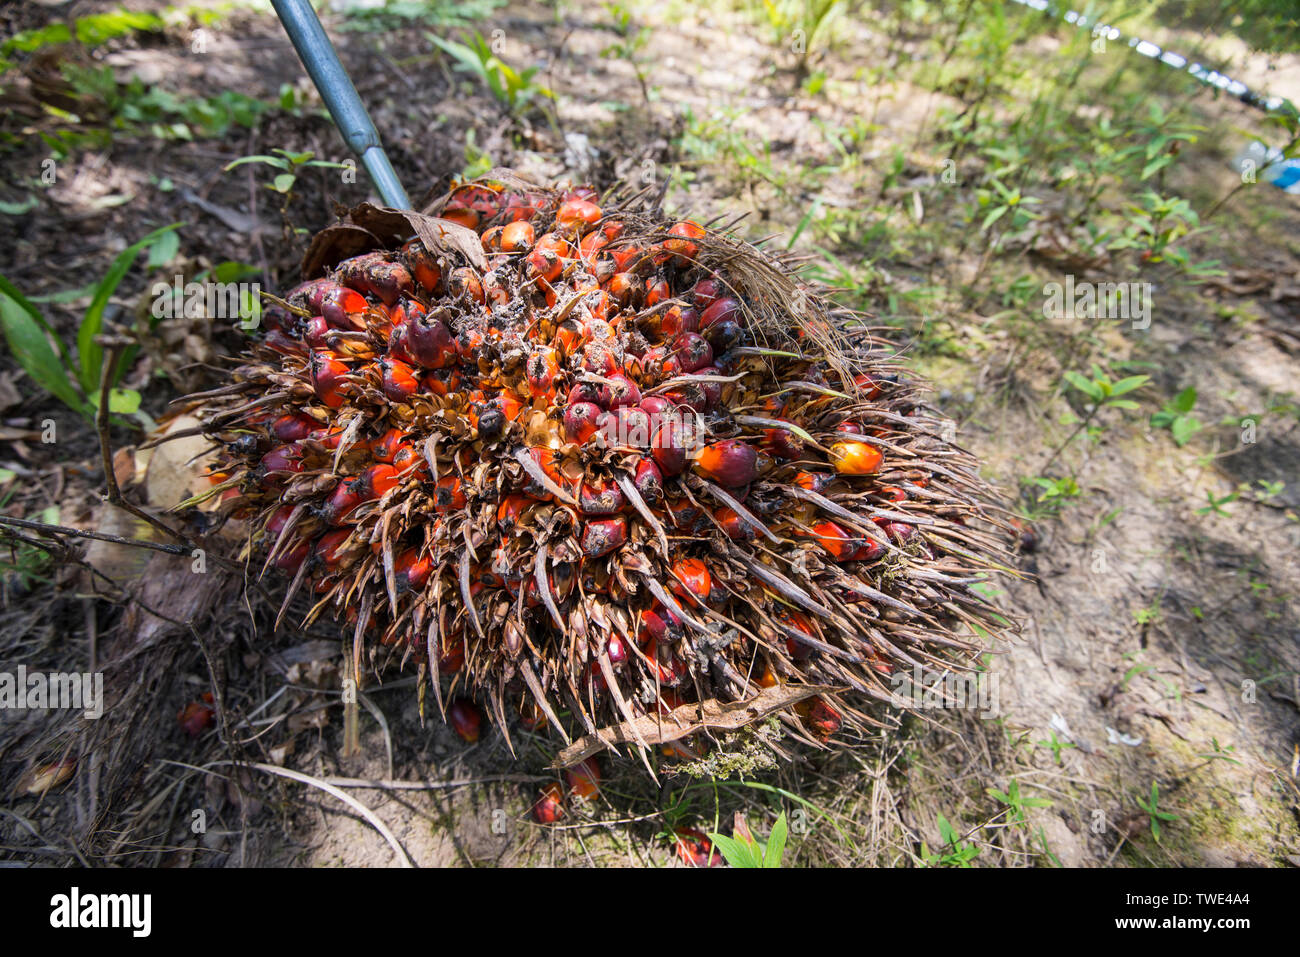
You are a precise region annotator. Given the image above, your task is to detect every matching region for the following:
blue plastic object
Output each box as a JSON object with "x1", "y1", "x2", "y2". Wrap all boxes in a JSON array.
[{"x1": 270, "y1": 0, "x2": 411, "y2": 209}]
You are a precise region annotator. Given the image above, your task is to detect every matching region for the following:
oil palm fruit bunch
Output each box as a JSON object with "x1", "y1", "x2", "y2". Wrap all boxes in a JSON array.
[{"x1": 190, "y1": 171, "x2": 1011, "y2": 760}]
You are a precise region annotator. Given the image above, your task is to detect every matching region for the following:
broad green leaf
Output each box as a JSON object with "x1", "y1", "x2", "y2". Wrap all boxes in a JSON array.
[
  {"x1": 223, "y1": 154, "x2": 291, "y2": 172},
  {"x1": 88, "y1": 387, "x2": 142, "y2": 414},
  {"x1": 271, "y1": 173, "x2": 296, "y2": 193},
  {"x1": 707, "y1": 831, "x2": 762, "y2": 868},
  {"x1": 1063, "y1": 371, "x2": 1102, "y2": 400},
  {"x1": 1172, "y1": 386, "x2": 1197, "y2": 413},
  {"x1": 78, "y1": 223, "x2": 182, "y2": 394},
  {"x1": 1109, "y1": 375, "x2": 1150, "y2": 397},
  {"x1": 764, "y1": 812, "x2": 787, "y2": 868},
  {"x1": 0, "y1": 292, "x2": 86, "y2": 414},
  {"x1": 146, "y1": 229, "x2": 179, "y2": 268},
  {"x1": 1170, "y1": 416, "x2": 1202, "y2": 446}
]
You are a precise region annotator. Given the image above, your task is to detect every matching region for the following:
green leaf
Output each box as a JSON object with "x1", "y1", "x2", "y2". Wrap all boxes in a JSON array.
[
  {"x1": 1171, "y1": 386, "x2": 1197, "y2": 413},
  {"x1": 764, "y1": 812, "x2": 787, "y2": 867},
  {"x1": 707, "y1": 831, "x2": 762, "y2": 868},
  {"x1": 1109, "y1": 375, "x2": 1150, "y2": 397},
  {"x1": 1170, "y1": 416, "x2": 1202, "y2": 446},
  {"x1": 223, "y1": 154, "x2": 291, "y2": 172},
  {"x1": 271, "y1": 173, "x2": 296, "y2": 193},
  {"x1": 89, "y1": 386, "x2": 142, "y2": 414},
  {"x1": 77, "y1": 224, "x2": 182, "y2": 394},
  {"x1": 980, "y1": 205, "x2": 1009, "y2": 232},
  {"x1": 1063, "y1": 371, "x2": 1102, "y2": 401},
  {"x1": 146, "y1": 229, "x2": 179, "y2": 268},
  {"x1": 0, "y1": 291, "x2": 87, "y2": 414}
]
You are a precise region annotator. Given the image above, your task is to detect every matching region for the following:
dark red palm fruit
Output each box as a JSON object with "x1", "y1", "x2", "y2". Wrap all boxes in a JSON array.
[
  {"x1": 692, "y1": 367, "x2": 722, "y2": 409},
  {"x1": 318, "y1": 286, "x2": 369, "y2": 331},
  {"x1": 381, "y1": 357, "x2": 419, "y2": 403},
  {"x1": 695, "y1": 439, "x2": 758, "y2": 487},
  {"x1": 668, "y1": 332, "x2": 713, "y2": 374},
  {"x1": 644, "y1": 637, "x2": 689, "y2": 685},
  {"x1": 401, "y1": 238, "x2": 442, "y2": 294},
  {"x1": 271, "y1": 413, "x2": 317, "y2": 442},
  {"x1": 304, "y1": 315, "x2": 332, "y2": 351},
  {"x1": 607, "y1": 634, "x2": 628, "y2": 666},
  {"x1": 556, "y1": 199, "x2": 602, "y2": 235},
  {"x1": 437, "y1": 635, "x2": 466, "y2": 673},
  {"x1": 580, "y1": 517, "x2": 628, "y2": 558},
  {"x1": 264, "y1": 505, "x2": 295, "y2": 540},
  {"x1": 259, "y1": 443, "x2": 303, "y2": 477},
  {"x1": 274, "y1": 540, "x2": 310, "y2": 573},
  {"x1": 877, "y1": 485, "x2": 908, "y2": 503},
  {"x1": 313, "y1": 528, "x2": 353, "y2": 571},
  {"x1": 310, "y1": 353, "x2": 349, "y2": 409},
  {"x1": 567, "y1": 381, "x2": 602, "y2": 407},
  {"x1": 763, "y1": 419, "x2": 804, "y2": 459},
  {"x1": 640, "y1": 606, "x2": 683, "y2": 644},
  {"x1": 308, "y1": 426, "x2": 345, "y2": 450},
  {"x1": 881, "y1": 521, "x2": 917, "y2": 545},
  {"x1": 177, "y1": 693, "x2": 215, "y2": 738},
  {"x1": 338, "y1": 252, "x2": 412, "y2": 306},
  {"x1": 500, "y1": 219, "x2": 535, "y2": 252},
  {"x1": 698, "y1": 295, "x2": 740, "y2": 329},
  {"x1": 263, "y1": 329, "x2": 308, "y2": 357},
  {"x1": 669, "y1": 557, "x2": 712, "y2": 606},
  {"x1": 370, "y1": 427, "x2": 405, "y2": 463},
  {"x1": 674, "y1": 828, "x2": 721, "y2": 867},
  {"x1": 599, "y1": 372, "x2": 641, "y2": 409},
  {"x1": 835, "y1": 420, "x2": 868, "y2": 437},
  {"x1": 638, "y1": 395, "x2": 672, "y2": 419},
  {"x1": 609, "y1": 407, "x2": 652, "y2": 448},
  {"x1": 691, "y1": 277, "x2": 725, "y2": 310},
  {"x1": 664, "y1": 220, "x2": 706, "y2": 266},
  {"x1": 578, "y1": 477, "x2": 625, "y2": 515},
  {"x1": 780, "y1": 610, "x2": 817, "y2": 661},
  {"x1": 853, "y1": 373, "x2": 883, "y2": 399},
  {"x1": 806, "y1": 520, "x2": 862, "y2": 562},
  {"x1": 714, "y1": 506, "x2": 755, "y2": 541},
  {"x1": 632, "y1": 457, "x2": 664, "y2": 504},
  {"x1": 393, "y1": 548, "x2": 433, "y2": 592},
  {"x1": 702, "y1": 317, "x2": 742, "y2": 352},
  {"x1": 652, "y1": 418, "x2": 688, "y2": 476},
  {"x1": 322, "y1": 479, "x2": 363, "y2": 524},
  {"x1": 565, "y1": 756, "x2": 601, "y2": 800},
  {"x1": 563, "y1": 402, "x2": 602, "y2": 443},
  {"x1": 448, "y1": 698, "x2": 482, "y2": 743},
  {"x1": 532, "y1": 783, "x2": 565, "y2": 824},
  {"x1": 434, "y1": 476, "x2": 467, "y2": 513},
  {"x1": 666, "y1": 499, "x2": 704, "y2": 533}
]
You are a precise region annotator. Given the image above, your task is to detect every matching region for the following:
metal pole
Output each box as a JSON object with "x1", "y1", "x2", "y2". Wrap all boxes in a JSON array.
[{"x1": 270, "y1": 0, "x2": 411, "y2": 209}]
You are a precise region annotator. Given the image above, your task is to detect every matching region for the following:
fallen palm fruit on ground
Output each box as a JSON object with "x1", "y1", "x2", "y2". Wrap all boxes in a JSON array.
[{"x1": 185, "y1": 169, "x2": 1013, "y2": 765}]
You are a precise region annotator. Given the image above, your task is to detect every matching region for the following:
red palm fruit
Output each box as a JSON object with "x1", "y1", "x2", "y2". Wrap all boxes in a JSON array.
[
  {"x1": 699, "y1": 295, "x2": 741, "y2": 329},
  {"x1": 641, "y1": 606, "x2": 683, "y2": 643},
  {"x1": 581, "y1": 517, "x2": 628, "y2": 558},
  {"x1": 668, "y1": 332, "x2": 713, "y2": 374},
  {"x1": 264, "y1": 505, "x2": 295, "y2": 539},
  {"x1": 808, "y1": 520, "x2": 865, "y2": 562},
  {"x1": 439, "y1": 207, "x2": 480, "y2": 230},
  {"x1": 525, "y1": 346, "x2": 560, "y2": 398},
  {"x1": 434, "y1": 476, "x2": 467, "y2": 513},
  {"x1": 702, "y1": 317, "x2": 742, "y2": 352},
  {"x1": 651, "y1": 418, "x2": 689, "y2": 476},
  {"x1": 578, "y1": 229, "x2": 611, "y2": 262},
  {"x1": 421, "y1": 367, "x2": 462, "y2": 397},
  {"x1": 794, "y1": 469, "x2": 832, "y2": 493},
  {"x1": 322, "y1": 479, "x2": 362, "y2": 524},
  {"x1": 670, "y1": 557, "x2": 712, "y2": 605},
  {"x1": 263, "y1": 329, "x2": 308, "y2": 357},
  {"x1": 644, "y1": 637, "x2": 689, "y2": 685},
  {"x1": 480, "y1": 225, "x2": 505, "y2": 253},
  {"x1": 565, "y1": 757, "x2": 601, "y2": 800},
  {"x1": 532, "y1": 783, "x2": 565, "y2": 824},
  {"x1": 607, "y1": 634, "x2": 628, "y2": 665},
  {"x1": 781, "y1": 610, "x2": 817, "y2": 660},
  {"x1": 632, "y1": 457, "x2": 664, "y2": 504},
  {"x1": 664, "y1": 220, "x2": 706, "y2": 265},
  {"x1": 660, "y1": 305, "x2": 700, "y2": 337},
  {"x1": 764, "y1": 419, "x2": 804, "y2": 459},
  {"x1": 304, "y1": 315, "x2": 332, "y2": 351},
  {"x1": 308, "y1": 426, "x2": 345, "y2": 450},
  {"x1": 877, "y1": 485, "x2": 907, "y2": 503},
  {"x1": 645, "y1": 277, "x2": 671, "y2": 306},
  {"x1": 521, "y1": 447, "x2": 561, "y2": 499},
  {"x1": 448, "y1": 698, "x2": 482, "y2": 743},
  {"x1": 599, "y1": 372, "x2": 641, "y2": 409},
  {"x1": 391, "y1": 444, "x2": 425, "y2": 478},
  {"x1": 695, "y1": 439, "x2": 758, "y2": 487},
  {"x1": 714, "y1": 506, "x2": 755, "y2": 541},
  {"x1": 178, "y1": 693, "x2": 216, "y2": 738},
  {"x1": 578, "y1": 477, "x2": 625, "y2": 515},
  {"x1": 801, "y1": 696, "x2": 843, "y2": 739},
  {"x1": 881, "y1": 521, "x2": 917, "y2": 544},
  {"x1": 691, "y1": 276, "x2": 725, "y2": 310},
  {"x1": 260, "y1": 443, "x2": 303, "y2": 476},
  {"x1": 606, "y1": 272, "x2": 643, "y2": 308},
  {"x1": 853, "y1": 373, "x2": 883, "y2": 398},
  {"x1": 381, "y1": 357, "x2": 419, "y2": 403},
  {"x1": 835, "y1": 420, "x2": 867, "y2": 436},
  {"x1": 526, "y1": 233, "x2": 572, "y2": 281},
  {"x1": 497, "y1": 494, "x2": 531, "y2": 531},
  {"x1": 639, "y1": 394, "x2": 672, "y2": 418},
  {"x1": 271, "y1": 413, "x2": 317, "y2": 442},
  {"x1": 370, "y1": 427, "x2": 405, "y2": 462},
  {"x1": 402, "y1": 238, "x2": 442, "y2": 294},
  {"x1": 393, "y1": 548, "x2": 433, "y2": 591},
  {"x1": 567, "y1": 381, "x2": 602, "y2": 406},
  {"x1": 356, "y1": 463, "x2": 401, "y2": 501},
  {"x1": 556, "y1": 198, "x2": 602, "y2": 234},
  {"x1": 500, "y1": 219, "x2": 535, "y2": 252},
  {"x1": 830, "y1": 440, "x2": 883, "y2": 475},
  {"x1": 318, "y1": 285, "x2": 369, "y2": 331},
  {"x1": 666, "y1": 499, "x2": 704, "y2": 533},
  {"x1": 563, "y1": 401, "x2": 602, "y2": 443},
  {"x1": 437, "y1": 635, "x2": 466, "y2": 673},
  {"x1": 314, "y1": 528, "x2": 353, "y2": 570},
  {"x1": 338, "y1": 253, "x2": 412, "y2": 306},
  {"x1": 274, "y1": 540, "x2": 310, "y2": 573},
  {"x1": 310, "y1": 353, "x2": 349, "y2": 408},
  {"x1": 447, "y1": 266, "x2": 485, "y2": 305},
  {"x1": 674, "y1": 828, "x2": 720, "y2": 867},
  {"x1": 755, "y1": 661, "x2": 779, "y2": 688},
  {"x1": 518, "y1": 698, "x2": 548, "y2": 731}
]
